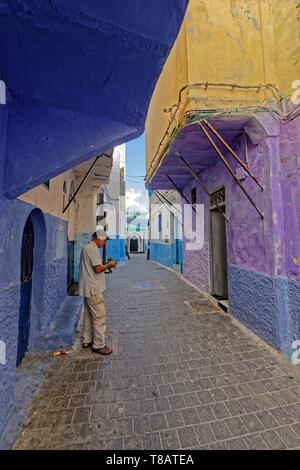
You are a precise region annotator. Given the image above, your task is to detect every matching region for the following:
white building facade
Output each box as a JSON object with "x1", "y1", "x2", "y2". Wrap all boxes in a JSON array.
[{"x1": 96, "y1": 145, "x2": 127, "y2": 262}]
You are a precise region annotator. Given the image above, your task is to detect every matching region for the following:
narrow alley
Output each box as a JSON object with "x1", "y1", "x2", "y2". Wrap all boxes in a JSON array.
[{"x1": 13, "y1": 255, "x2": 300, "y2": 450}]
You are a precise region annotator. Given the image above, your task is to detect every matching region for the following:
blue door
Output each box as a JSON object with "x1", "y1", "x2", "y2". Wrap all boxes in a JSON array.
[{"x1": 17, "y1": 216, "x2": 34, "y2": 366}]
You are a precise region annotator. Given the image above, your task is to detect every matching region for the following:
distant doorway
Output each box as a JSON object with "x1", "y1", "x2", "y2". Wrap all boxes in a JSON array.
[
  {"x1": 17, "y1": 215, "x2": 34, "y2": 366},
  {"x1": 130, "y1": 236, "x2": 139, "y2": 252},
  {"x1": 209, "y1": 188, "x2": 228, "y2": 300}
]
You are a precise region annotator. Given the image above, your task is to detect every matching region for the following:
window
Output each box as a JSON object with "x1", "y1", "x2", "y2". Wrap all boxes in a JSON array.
[
  {"x1": 158, "y1": 213, "x2": 162, "y2": 233},
  {"x1": 103, "y1": 211, "x2": 108, "y2": 232},
  {"x1": 210, "y1": 187, "x2": 225, "y2": 208},
  {"x1": 42, "y1": 180, "x2": 50, "y2": 190},
  {"x1": 96, "y1": 214, "x2": 106, "y2": 224},
  {"x1": 191, "y1": 187, "x2": 197, "y2": 232},
  {"x1": 63, "y1": 181, "x2": 67, "y2": 210},
  {"x1": 69, "y1": 181, "x2": 76, "y2": 203},
  {"x1": 97, "y1": 192, "x2": 104, "y2": 206},
  {"x1": 191, "y1": 187, "x2": 197, "y2": 206}
]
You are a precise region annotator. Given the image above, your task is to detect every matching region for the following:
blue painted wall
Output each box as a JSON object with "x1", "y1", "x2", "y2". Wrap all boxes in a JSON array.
[
  {"x1": 0, "y1": 1, "x2": 189, "y2": 197},
  {"x1": 74, "y1": 232, "x2": 91, "y2": 282},
  {"x1": 74, "y1": 235, "x2": 127, "y2": 283},
  {"x1": 0, "y1": 189, "x2": 67, "y2": 443},
  {"x1": 229, "y1": 265, "x2": 300, "y2": 355},
  {"x1": 150, "y1": 241, "x2": 182, "y2": 271},
  {"x1": 0, "y1": 0, "x2": 190, "y2": 444},
  {"x1": 277, "y1": 277, "x2": 300, "y2": 356},
  {"x1": 106, "y1": 237, "x2": 127, "y2": 264}
]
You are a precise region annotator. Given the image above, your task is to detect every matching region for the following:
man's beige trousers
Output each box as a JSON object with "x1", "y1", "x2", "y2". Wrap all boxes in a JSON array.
[{"x1": 83, "y1": 293, "x2": 106, "y2": 349}]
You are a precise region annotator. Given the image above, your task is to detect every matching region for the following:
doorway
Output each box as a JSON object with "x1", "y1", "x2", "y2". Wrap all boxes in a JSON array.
[
  {"x1": 209, "y1": 187, "x2": 228, "y2": 300},
  {"x1": 130, "y1": 236, "x2": 139, "y2": 252},
  {"x1": 17, "y1": 215, "x2": 34, "y2": 366}
]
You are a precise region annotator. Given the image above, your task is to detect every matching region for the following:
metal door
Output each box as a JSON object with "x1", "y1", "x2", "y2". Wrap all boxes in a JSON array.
[
  {"x1": 130, "y1": 237, "x2": 139, "y2": 252},
  {"x1": 210, "y1": 189, "x2": 228, "y2": 299},
  {"x1": 17, "y1": 216, "x2": 34, "y2": 366}
]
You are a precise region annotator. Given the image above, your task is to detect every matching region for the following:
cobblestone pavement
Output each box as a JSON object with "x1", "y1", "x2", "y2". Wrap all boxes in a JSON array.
[{"x1": 14, "y1": 255, "x2": 300, "y2": 450}]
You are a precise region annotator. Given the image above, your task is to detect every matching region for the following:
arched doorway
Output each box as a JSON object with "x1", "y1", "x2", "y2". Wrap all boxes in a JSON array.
[
  {"x1": 130, "y1": 235, "x2": 139, "y2": 252},
  {"x1": 17, "y1": 209, "x2": 46, "y2": 366},
  {"x1": 17, "y1": 215, "x2": 34, "y2": 366}
]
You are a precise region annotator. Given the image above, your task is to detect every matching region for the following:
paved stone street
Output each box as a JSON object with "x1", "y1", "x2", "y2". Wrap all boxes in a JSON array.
[{"x1": 14, "y1": 255, "x2": 300, "y2": 450}]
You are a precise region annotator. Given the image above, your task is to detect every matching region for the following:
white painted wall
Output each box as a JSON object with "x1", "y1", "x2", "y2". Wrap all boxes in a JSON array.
[
  {"x1": 149, "y1": 190, "x2": 182, "y2": 243},
  {"x1": 96, "y1": 145, "x2": 126, "y2": 239}
]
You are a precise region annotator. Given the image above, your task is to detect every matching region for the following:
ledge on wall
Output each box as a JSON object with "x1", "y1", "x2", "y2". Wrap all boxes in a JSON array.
[{"x1": 42, "y1": 296, "x2": 83, "y2": 351}]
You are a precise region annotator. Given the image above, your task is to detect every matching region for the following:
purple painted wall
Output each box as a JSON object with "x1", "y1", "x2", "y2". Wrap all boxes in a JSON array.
[
  {"x1": 178, "y1": 115, "x2": 287, "y2": 280},
  {"x1": 280, "y1": 118, "x2": 300, "y2": 282},
  {"x1": 168, "y1": 112, "x2": 300, "y2": 355}
]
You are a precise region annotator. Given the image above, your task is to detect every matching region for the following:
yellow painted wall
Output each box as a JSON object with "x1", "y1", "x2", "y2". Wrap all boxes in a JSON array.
[
  {"x1": 19, "y1": 170, "x2": 74, "y2": 221},
  {"x1": 19, "y1": 167, "x2": 100, "y2": 240},
  {"x1": 146, "y1": 19, "x2": 189, "y2": 179},
  {"x1": 186, "y1": 0, "x2": 274, "y2": 85},
  {"x1": 146, "y1": 0, "x2": 300, "y2": 178},
  {"x1": 272, "y1": 0, "x2": 300, "y2": 96},
  {"x1": 19, "y1": 169, "x2": 78, "y2": 240}
]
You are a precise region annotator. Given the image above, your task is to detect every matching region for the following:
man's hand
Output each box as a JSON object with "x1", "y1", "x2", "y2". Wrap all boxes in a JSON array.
[
  {"x1": 93, "y1": 260, "x2": 117, "y2": 274},
  {"x1": 108, "y1": 260, "x2": 117, "y2": 269}
]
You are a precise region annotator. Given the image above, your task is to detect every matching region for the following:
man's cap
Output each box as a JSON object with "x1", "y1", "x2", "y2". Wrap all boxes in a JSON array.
[{"x1": 92, "y1": 228, "x2": 111, "y2": 240}]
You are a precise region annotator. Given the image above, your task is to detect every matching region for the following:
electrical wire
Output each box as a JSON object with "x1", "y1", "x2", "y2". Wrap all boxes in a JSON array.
[
  {"x1": 153, "y1": 190, "x2": 183, "y2": 228},
  {"x1": 155, "y1": 190, "x2": 182, "y2": 215},
  {"x1": 126, "y1": 179, "x2": 147, "y2": 184},
  {"x1": 126, "y1": 175, "x2": 146, "y2": 178},
  {"x1": 147, "y1": 102, "x2": 300, "y2": 183},
  {"x1": 146, "y1": 80, "x2": 300, "y2": 182}
]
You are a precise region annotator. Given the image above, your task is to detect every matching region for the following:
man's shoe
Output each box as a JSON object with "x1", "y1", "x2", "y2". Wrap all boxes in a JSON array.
[
  {"x1": 92, "y1": 345, "x2": 113, "y2": 355},
  {"x1": 82, "y1": 342, "x2": 92, "y2": 349}
]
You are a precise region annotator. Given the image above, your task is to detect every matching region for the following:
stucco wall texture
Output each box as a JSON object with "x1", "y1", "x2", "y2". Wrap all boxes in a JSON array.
[
  {"x1": 0, "y1": 0, "x2": 189, "y2": 197},
  {"x1": 106, "y1": 237, "x2": 127, "y2": 264},
  {"x1": 150, "y1": 241, "x2": 181, "y2": 270},
  {"x1": 146, "y1": 0, "x2": 300, "y2": 178},
  {"x1": 0, "y1": 186, "x2": 67, "y2": 439},
  {"x1": 182, "y1": 241, "x2": 210, "y2": 293},
  {"x1": 178, "y1": 113, "x2": 300, "y2": 355}
]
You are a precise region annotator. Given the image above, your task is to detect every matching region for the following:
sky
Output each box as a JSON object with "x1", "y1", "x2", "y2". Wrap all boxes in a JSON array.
[{"x1": 125, "y1": 133, "x2": 149, "y2": 214}]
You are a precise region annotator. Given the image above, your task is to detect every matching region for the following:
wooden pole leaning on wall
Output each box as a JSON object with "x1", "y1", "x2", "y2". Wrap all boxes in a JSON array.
[
  {"x1": 198, "y1": 121, "x2": 264, "y2": 219},
  {"x1": 155, "y1": 190, "x2": 182, "y2": 215},
  {"x1": 203, "y1": 119, "x2": 264, "y2": 191},
  {"x1": 176, "y1": 153, "x2": 229, "y2": 223},
  {"x1": 153, "y1": 190, "x2": 183, "y2": 228},
  {"x1": 164, "y1": 173, "x2": 197, "y2": 214},
  {"x1": 63, "y1": 155, "x2": 101, "y2": 214}
]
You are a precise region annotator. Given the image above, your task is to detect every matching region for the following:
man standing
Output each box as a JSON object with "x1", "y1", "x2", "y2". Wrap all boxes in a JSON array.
[{"x1": 79, "y1": 229, "x2": 117, "y2": 355}]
